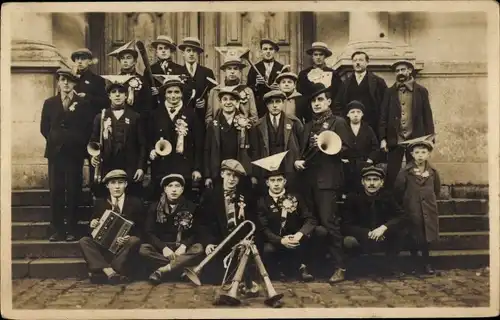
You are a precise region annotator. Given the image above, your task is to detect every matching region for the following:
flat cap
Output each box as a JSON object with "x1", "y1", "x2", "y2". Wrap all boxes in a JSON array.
[
  {"x1": 275, "y1": 72, "x2": 298, "y2": 83},
  {"x1": 71, "y1": 48, "x2": 93, "y2": 61},
  {"x1": 160, "y1": 174, "x2": 186, "y2": 188},
  {"x1": 263, "y1": 90, "x2": 286, "y2": 103},
  {"x1": 56, "y1": 68, "x2": 79, "y2": 83},
  {"x1": 102, "y1": 169, "x2": 128, "y2": 183},
  {"x1": 218, "y1": 88, "x2": 241, "y2": 101},
  {"x1": 361, "y1": 166, "x2": 385, "y2": 179},
  {"x1": 221, "y1": 159, "x2": 247, "y2": 176},
  {"x1": 408, "y1": 140, "x2": 434, "y2": 151}
]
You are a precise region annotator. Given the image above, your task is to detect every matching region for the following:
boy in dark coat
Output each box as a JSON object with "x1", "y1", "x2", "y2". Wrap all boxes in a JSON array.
[
  {"x1": 395, "y1": 138, "x2": 441, "y2": 275},
  {"x1": 79, "y1": 170, "x2": 144, "y2": 284},
  {"x1": 342, "y1": 100, "x2": 380, "y2": 194},
  {"x1": 341, "y1": 165, "x2": 408, "y2": 277},
  {"x1": 139, "y1": 174, "x2": 204, "y2": 284}
]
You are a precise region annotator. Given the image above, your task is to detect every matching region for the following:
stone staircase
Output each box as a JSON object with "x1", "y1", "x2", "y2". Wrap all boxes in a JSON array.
[{"x1": 11, "y1": 186, "x2": 490, "y2": 279}]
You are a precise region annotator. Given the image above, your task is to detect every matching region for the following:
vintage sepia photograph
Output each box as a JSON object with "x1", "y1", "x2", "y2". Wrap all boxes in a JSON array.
[{"x1": 1, "y1": 1, "x2": 498, "y2": 319}]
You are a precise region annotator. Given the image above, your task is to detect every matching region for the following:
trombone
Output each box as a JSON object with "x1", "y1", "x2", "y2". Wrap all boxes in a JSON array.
[
  {"x1": 302, "y1": 130, "x2": 342, "y2": 165},
  {"x1": 87, "y1": 109, "x2": 105, "y2": 183}
]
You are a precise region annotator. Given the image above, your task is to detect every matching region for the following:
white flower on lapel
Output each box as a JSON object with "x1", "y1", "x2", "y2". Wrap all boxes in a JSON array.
[
  {"x1": 181, "y1": 115, "x2": 187, "y2": 120},
  {"x1": 213, "y1": 120, "x2": 218, "y2": 127},
  {"x1": 125, "y1": 118, "x2": 130, "y2": 124},
  {"x1": 68, "y1": 102, "x2": 78, "y2": 112},
  {"x1": 322, "y1": 122, "x2": 329, "y2": 129},
  {"x1": 85, "y1": 80, "x2": 90, "y2": 84},
  {"x1": 286, "y1": 124, "x2": 292, "y2": 130}
]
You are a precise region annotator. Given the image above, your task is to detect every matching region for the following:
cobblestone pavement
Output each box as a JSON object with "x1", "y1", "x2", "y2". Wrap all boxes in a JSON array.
[{"x1": 12, "y1": 269, "x2": 489, "y2": 309}]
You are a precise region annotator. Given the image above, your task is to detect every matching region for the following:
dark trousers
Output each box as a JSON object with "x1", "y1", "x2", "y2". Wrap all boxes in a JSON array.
[
  {"x1": 385, "y1": 145, "x2": 413, "y2": 189},
  {"x1": 262, "y1": 240, "x2": 307, "y2": 276},
  {"x1": 343, "y1": 159, "x2": 368, "y2": 194},
  {"x1": 48, "y1": 153, "x2": 84, "y2": 234},
  {"x1": 343, "y1": 226, "x2": 403, "y2": 258},
  {"x1": 139, "y1": 242, "x2": 204, "y2": 274},
  {"x1": 79, "y1": 236, "x2": 141, "y2": 275}
]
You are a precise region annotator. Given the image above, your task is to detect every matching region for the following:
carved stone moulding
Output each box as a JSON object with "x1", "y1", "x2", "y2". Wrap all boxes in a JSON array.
[{"x1": 11, "y1": 40, "x2": 68, "y2": 70}]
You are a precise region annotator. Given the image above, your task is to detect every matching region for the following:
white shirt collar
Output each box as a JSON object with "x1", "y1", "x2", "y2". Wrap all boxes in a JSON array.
[
  {"x1": 187, "y1": 62, "x2": 197, "y2": 74},
  {"x1": 355, "y1": 71, "x2": 367, "y2": 83},
  {"x1": 111, "y1": 108, "x2": 125, "y2": 119},
  {"x1": 269, "y1": 189, "x2": 286, "y2": 201},
  {"x1": 111, "y1": 194, "x2": 125, "y2": 212},
  {"x1": 269, "y1": 112, "x2": 281, "y2": 125},
  {"x1": 223, "y1": 113, "x2": 235, "y2": 125},
  {"x1": 165, "y1": 101, "x2": 183, "y2": 119}
]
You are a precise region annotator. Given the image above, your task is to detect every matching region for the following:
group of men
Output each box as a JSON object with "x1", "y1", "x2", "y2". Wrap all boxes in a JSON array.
[{"x1": 40, "y1": 35, "x2": 436, "y2": 291}]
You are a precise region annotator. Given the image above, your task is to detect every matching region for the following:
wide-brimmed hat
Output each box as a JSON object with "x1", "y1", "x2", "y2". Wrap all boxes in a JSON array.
[
  {"x1": 391, "y1": 59, "x2": 415, "y2": 71},
  {"x1": 108, "y1": 40, "x2": 138, "y2": 60},
  {"x1": 102, "y1": 169, "x2": 128, "y2": 183},
  {"x1": 275, "y1": 72, "x2": 298, "y2": 83},
  {"x1": 220, "y1": 57, "x2": 246, "y2": 71},
  {"x1": 178, "y1": 37, "x2": 204, "y2": 53},
  {"x1": 160, "y1": 174, "x2": 185, "y2": 188},
  {"x1": 221, "y1": 159, "x2": 247, "y2": 176},
  {"x1": 71, "y1": 48, "x2": 93, "y2": 61},
  {"x1": 218, "y1": 87, "x2": 241, "y2": 101},
  {"x1": 151, "y1": 35, "x2": 177, "y2": 51},
  {"x1": 306, "y1": 42, "x2": 333, "y2": 57},
  {"x1": 260, "y1": 39, "x2": 279, "y2": 52},
  {"x1": 56, "y1": 68, "x2": 79, "y2": 83},
  {"x1": 157, "y1": 75, "x2": 185, "y2": 92},
  {"x1": 263, "y1": 90, "x2": 286, "y2": 104}
]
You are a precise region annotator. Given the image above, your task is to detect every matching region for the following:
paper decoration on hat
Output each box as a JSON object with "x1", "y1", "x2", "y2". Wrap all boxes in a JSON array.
[
  {"x1": 152, "y1": 74, "x2": 184, "y2": 85},
  {"x1": 101, "y1": 75, "x2": 135, "y2": 84},
  {"x1": 251, "y1": 151, "x2": 289, "y2": 171},
  {"x1": 398, "y1": 134, "x2": 435, "y2": 146},
  {"x1": 215, "y1": 46, "x2": 249, "y2": 60},
  {"x1": 108, "y1": 40, "x2": 137, "y2": 57},
  {"x1": 307, "y1": 68, "x2": 333, "y2": 87}
]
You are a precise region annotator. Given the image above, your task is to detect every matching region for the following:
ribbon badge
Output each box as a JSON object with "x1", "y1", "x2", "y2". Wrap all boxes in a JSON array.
[
  {"x1": 234, "y1": 114, "x2": 251, "y2": 149},
  {"x1": 68, "y1": 102, "x2": 78, "y2": 112},
  {"x1": 175, "y1": 119, "x2": 189, "y2": 154}
]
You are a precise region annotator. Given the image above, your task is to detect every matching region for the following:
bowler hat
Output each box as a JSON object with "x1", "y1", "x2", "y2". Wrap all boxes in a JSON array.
[
  {"x1": 221, "y1": 159, "x2": 247, "y2": 176},
  {"x1": 102, "y1": 169, "x2": 128, "y2": 183},
  {"x1": 151, "y1": 35, "x2": 177, "y2": 51},
  {"x1": 361, "y1": 166, "x2": 385, "y2": 179},
  {"x1": 308, "y1": 83, "x2": 331, "y2": 101},
  {"x1": 160, "y1": 174, "x2": 186, "y2": 188},
  {"x1": 56, "y1": 68, "x2": 79, "y2": 83},
  {"x1": 218, "y1": 88, "x2": 241, "y2": 101},
  {"x1": 71, "y1": 48, "x2": 93, "y2": 61},
  {"x1": 391, "y1": 59, "x2": 415, "y2": 71},
  {"x1": 263, "y1": 90, "x2": 286, "y2": 104},
  {"x1": 275, "y1": 72, "x2": 298, "y2": 83},
  {"x1": 306, "y1": 42, "x2": 333, "y2": 57},
  {"x1": 260, "y1": 39, "x2": 280, "y2": 52},
  {"x1": 178, "y1": 37, "x2": 204, "y2": 53},
  {"x1": 346, "y1": 100, "x2": 365, "y2": 113}
]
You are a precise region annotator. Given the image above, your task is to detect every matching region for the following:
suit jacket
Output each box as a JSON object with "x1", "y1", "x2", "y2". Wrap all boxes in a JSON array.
[
  {"x1": 203, "y1": 112, "x2": 260, "y2": 179},
  {"x1": 255, "y1": 112, "x2": 303, "y2": 179},
  {"x1": 299, "y1": 115, "x2": 352, "y2": 190},
  {"x1": 297, "y1": 66, "x2": 343, "y2": 116},
  {"x1": 257, "y1": 193, "x2": 316, "y2": 245},
  {"x1": 144, "y1": 196, "x2": 199, "y2": 250},
  {"x1": 91, "y1": 195, "x2": 145, "y2": 238},
  {"x1": 378, "y1": 82, "x2": 435, "y2": 147},
  {"x1": 150, "y1": 60, "x2": 184, "y2": 76},
  {"x1": 119, "y1": 71, "x2": 154, "y2": 115},
  {"x1": 335, "y1": 71, "x2": 387, "y2": 129},
  {"x1": 341, "y1": 190, "x2": 408, "y2": 235},
  {"x1": 196, "y1": 184, "x2": 256, "y2": 246},
  {"x1": 148, "y1": 103, "x2": 204, "y2": 180},
  {"x1": 90, "y1": 106, "x2": 147, "y2": 177},
  {"x1": 40, "y1": 94, "x2": 94, "y2": 160},
  {"x1": 75, "y1": 69, "x2": 109, "y2": 116},
  {"x1": 246, "y1": 60, "x2": 285, "y2": 117},
  {"x1": 205, "y1": 85, "x2": 259, "y2": 125},
  {"x1": 178, "y1": 64, "x2": 216, "y2": 120}
]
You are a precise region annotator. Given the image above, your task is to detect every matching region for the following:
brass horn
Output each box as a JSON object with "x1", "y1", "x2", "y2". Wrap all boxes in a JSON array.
[
  {"x1": 184, "y1": 220, "x2": 256, "y2": 286},
  {"x1": 154, "y1": 137, "x2": 172, "y2": 157},
  {"x1": 87, "y1": 141, "x2": 101, "y2": 157},
  {"x1": 249, "y1": 243, "x2": 284, "y2": 307},
  {"x1": 216, "y1": 245, "x2": 252, "y2": 306},
  {"x1": 303, "y1": 130, "x2": 342, "y2": 164}
]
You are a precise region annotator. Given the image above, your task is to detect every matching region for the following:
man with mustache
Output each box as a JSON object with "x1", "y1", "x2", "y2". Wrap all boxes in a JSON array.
[
  {"x1": 246, "y1": 39, "x2": 285, "y2": 118},
  {"x1": 335, "y1": 51, "x2": 387, "y2": 135},
  {"x1": 378, "y1": 60, "x2": 435, "y2": 189}
]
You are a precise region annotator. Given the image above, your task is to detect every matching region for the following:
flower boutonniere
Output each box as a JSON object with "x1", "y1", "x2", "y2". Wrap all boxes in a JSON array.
[
  {"x1": 128, "y1": 77, "x2": 143, "y2": 91},
  {"x1": 125, "y1": 118, "x2": 130, "y2": 125},
  {"x1": 68, "y1": 102, "x2": 78, "y2": 112},
  {"x1": 174, "y1": 211, "x2": 193, "y2": 231},
  {"x1": 175, "y1": 119, "x2": 189, "y2": 154},
  {"x1": 234, "y1": 114, "x2": 252, "y2": 149},
  {"x1": 84, "y1": 80, "x2": 90, "y2": 85},
  {"x1": 286, "y1": 123, "x2": 292, "y2": 130},
  {"x1": 278, "y1": 195, "x2": 298, "y2": 215},
  {"x1": 322, "y1": 122, "x2": 329, "y2": 129},
  {"x1": 213, "y1": 120, "x2": 218, "y2": 127},
  {"x1": 239, "y1": 89, "x2": 249, "y2": 104},
  {"x1": 413, "y1": 167, "x2": 430, "y2": 178}
]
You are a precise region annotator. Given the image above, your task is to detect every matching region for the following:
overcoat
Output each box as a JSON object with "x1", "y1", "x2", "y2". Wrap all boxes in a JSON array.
[
  {"x1": 74, "y1": 69, "x2": 109, "y2": 116},
  {"x1": 205, "y1": 85, "x2": 259, "y2": 126}
]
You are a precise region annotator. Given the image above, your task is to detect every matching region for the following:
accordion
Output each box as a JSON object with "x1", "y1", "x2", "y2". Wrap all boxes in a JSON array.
[{"x1": 91, "y1": 210, "x2": 134, "y2": 254}]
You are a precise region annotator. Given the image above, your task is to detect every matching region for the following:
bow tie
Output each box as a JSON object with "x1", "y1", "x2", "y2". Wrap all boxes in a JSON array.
[
  {"x1": 112, "y1": 106, "x2": 125, "y2": 111},
  {"x1": 224, "y1": 189, "x2": 236, "y2": 198}
]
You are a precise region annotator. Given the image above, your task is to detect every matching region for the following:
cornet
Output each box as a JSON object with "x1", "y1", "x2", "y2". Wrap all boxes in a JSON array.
[
  {"x1": 154, "y1": 137, "x2": 172, "y2": 157},
  {"x1": 302, "y1": 130, "x2": 342, "y2": 165}
]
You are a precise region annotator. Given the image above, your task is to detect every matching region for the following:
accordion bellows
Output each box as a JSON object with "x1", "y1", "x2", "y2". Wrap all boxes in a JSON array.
[{"x1": 91, "y1": 210, "x2": 134, "y2": 254}]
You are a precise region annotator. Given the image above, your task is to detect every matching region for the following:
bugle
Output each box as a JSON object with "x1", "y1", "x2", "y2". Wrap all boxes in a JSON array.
[
  {"x1": 154, "y1": 137, "x2": 172, "y2": 157},
  {"x1": 216, "y1": 245, "x2": 252, "y2": 306},
  {"x1": 302, "y1": 130, "x2": 342, "y2": 164},
  {"x1": 249, "y1": 243, "x2": 284, "y2": 307},
  {"x1": 184, "y1": 220, "x2": 256, "y2": 286},
  {"x1": 87, "y1": 109, "x2": 105, "y2": 183}
]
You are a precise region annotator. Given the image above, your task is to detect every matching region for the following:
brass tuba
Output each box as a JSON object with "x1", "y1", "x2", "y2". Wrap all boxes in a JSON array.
[
  {"x1": 154, "y1": 137, "x2": 173, "y2": 157},
  {"x1": 302, "y1": 130, "x2": 342, "y2": 164}
]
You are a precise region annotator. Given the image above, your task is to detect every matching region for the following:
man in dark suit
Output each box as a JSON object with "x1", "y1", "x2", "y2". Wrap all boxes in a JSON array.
[
  {"x1": 79, "y1": 170, "x2": 144, "y2": 284},
  {"x1": 297, "y1": 42, "x2": 343, "y2": 117},
  {"x1": 294, "y1": 83, "x2": 352, "y2": 284},
  {"x1": 177, "y1": 37, "x2": 217, "y2": 124},
  {"x1": 140, "y1": 174, "x2": 204, "y2": 284},
  {"x1": 255, "y1": 90, "x2": 303, "y2": 193},
  {"x1": 335, "y1": 51, "x2": 387, "y2": 134},
  {"x1": 150, "y1": 35, "x2": 183, "y2": 76},
  {"x1": 147, "y1": 78, "x2": 204, "y2": 201},
  {"x1": 246, "y1": 39, "x2": 286, "y2": 118},
  {"x1": 71, "y1": 48, "x2": 109, "y2": 116},
  {"x1": 40, "y1": 68, "x2": 95, "y2": 242},
  {"x1": 341, "y1": 165, "x2": 408, "y2": 277},
  {"x1": 275, "y1": 72, "x2": 309, "y2": 123},
  {"x1": 254, "y1": 154, "x2": 316, "y2": 281},
  {"x1": 89, "y1": 77, "x2": 146, "y2": 198},
  {"x1": 378, "y1": 60, "x2": 435, "y2": 189}
]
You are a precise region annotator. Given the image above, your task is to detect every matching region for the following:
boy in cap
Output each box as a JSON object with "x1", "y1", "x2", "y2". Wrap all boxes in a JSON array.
[
  {"x1": 294, "y1": 82, "x2": 351, "y2": 284},
  {"x1": 71, "y1": 48, "x2": 109, "y2": 116},
  {"x1": 276, "y1": 72, "x2": 309, "y2": 123},
  {"x1": 41, "y1": 68, "x2": 95, "y2": 242},
  {"x1": 177, "y1": 37, "x2": 217, "y2": 124},
  {"x1": 246, "y1": 39, "x2": 286, "y2": 118},
  {"x1": 341, "y1": 165, "x2": 408, "y2": 278},
  {"x1": 254, "y1": 153, "x2": 317, "y2": 281},
  {"x1": 379, "y1": 60, "x2": 435, "y2": 189},
  {"x1": 203, "y1": 88, "x2": 260, "y2": 191},
  {"x1": 197, "y1": 159, "x2": 261, "y2": 295},
  {"x1": 343, "y1": 100, "x2": 380, "y2": 194},
  {"x1": 255, "y1": 90, "x2": 303, "y2": 193},
  {"x1": 147, "y1": 77, "x2": 204, "y2": 201},
  {"x1": 297, "y1": 42, "x2": 343, "y2": 116},
  {"x1": 395, "y1": 138, "x2": 441, "y2": 275},
  {"x1": 89, "y1": 76, "x2": 146, "y2": 198},
  {"x1": 140, "y1": 174, "x2": 204, "y2": 284},
  {"x1": 205, "y1": 48, "x2": 258, "y2": 125},
  {"x1": 79, "y1": 170, "x2": 144, "y2": 284}
]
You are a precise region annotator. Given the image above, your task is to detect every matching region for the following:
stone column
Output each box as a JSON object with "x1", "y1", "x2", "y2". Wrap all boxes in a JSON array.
[{"x1": 11, "y1": 12, "x2": 65, "y2": 189}]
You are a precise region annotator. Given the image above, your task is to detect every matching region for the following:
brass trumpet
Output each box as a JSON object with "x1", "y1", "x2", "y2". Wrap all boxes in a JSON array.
[
  {"x1": 302, "y1": 130, "x2": 342, "y2": 164},
  {"x1": 184, "y1": 220, "x2": 256, "y2": 286},
  {"x1": 87, "y1": 109, "x2": 105, "y2": 183},
  {"x1": 154, "y1": 137, "x2": 173, "y2": 157}
]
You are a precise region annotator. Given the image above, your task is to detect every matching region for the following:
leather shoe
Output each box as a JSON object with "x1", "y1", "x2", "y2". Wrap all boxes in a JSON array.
[
  {"x1": 89, "y1": 272, "x2": 107, "y2": 284},
  {"x1": 423, "y1": 264, "x2": 435, "y2": 275},
  {"x1": 49, "y1": 232, "x2": 65, "y2": 242},
  {"x1": 107, "y1": 273, "x2": 122, "y2": 285},
  {"x1": 65, "y1": 233, "x2": 77, "y2": 242},
  {"x1": 299, "y1": 266, "x2": 314, "y2": 282},
  {"x1": 328, "y1": 268, "x2": 346, "y2": 284},
  {"x1": 148, "y1": 270, "x2": 163, "y2": 285}
]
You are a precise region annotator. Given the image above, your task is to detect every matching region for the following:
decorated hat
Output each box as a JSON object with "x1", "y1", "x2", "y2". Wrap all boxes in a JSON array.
[
  {"x1": 151, "y1": 35, "x2": 177, "y2": 51},
  {"x1": 108, "y1": 40, "x2": 138, "y2": 59},
  {"x1": 221, "y1": 159, "x2": 247, "y2": 176},
  {"x1": 101, "y1": 75, "x2": 134, "y2": 93},
  {"x1": 178, "y1": 37, "x2": 204, "y2": 53},
  {"x1": 391, "y1": 59, "x2": 415, "y2": 71},
  {"x1": 218, "y1": 87, "x2": 241, "y2": 101},
  {"x1": 400, "y1": 134, "x2": 435, "y2": 151},
  {"x1": 216, "y1": 46, "x2": 248, "y2": 70},
  {"x1": 308, "y1": 82, "x2": 331, "y2": 101},
  {"x1": 361, "y1": 165, "x2": 385, "y2": 179},
  {"x1": 102, "y1": 169, "x2": 128, "y2": 183},
  {"x1": 346, "y1": 100, "x2": 365, "y2": 113},
  {"x1": 263, "y1": 90, "x2": 286, "y2": 104},
  {"x1": 306, "y1": 42, "x2": 333, "y2": 57},
  {"x1": 160, "y1": 173, "x2": 186, "y2": 188},
  {"x1": 70, "y1": 48, "x2": 96, "y2": 63},
  {"x1": 260, "y1": 38, "x2": 279, "y2": 51},
  {"x1": 252, "y1": 151, "x2": 289, "y2": 179},
  {"x1": 275, "y1": 71, "x2": 298, "y2": 83},
  {"x1": 56, "y1": 67, "x2": 79, "y2": 83}
]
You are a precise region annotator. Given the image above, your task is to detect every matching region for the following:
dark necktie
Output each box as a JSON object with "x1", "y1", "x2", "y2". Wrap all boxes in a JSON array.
[
  {"x1": 62, "y1": 95, "x2": 71, "y2": 110},
  {"x1": 112, "y1": 197, "x2": 121, "y2": 214},
  {"x1": 272, "y1": 115, "x2": 278, "y2": 129}
]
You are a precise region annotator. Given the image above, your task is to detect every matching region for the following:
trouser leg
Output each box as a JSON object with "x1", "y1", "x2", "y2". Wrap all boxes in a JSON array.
[
  {"x1": 385, "y1": 146, "x2": 405, "y2": 189},
  {"x1": 139, "y1": 243, "x2": 171, "y2": 272},
  {"x1": 66, "y1": 157, "x2": 84, "y2": 233},
  {"x1": 168, "y1": 243, "x2": 205, "y2": 272},
  {"x1": 79, "y1": 236, "x2": 112, "y2": 272},
  {"x1": 49, "y1": 156, "x2": 66, "y2": 233},
  {"x1": 110, "y1": 236, "x2": 142, "y2": 275}
]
